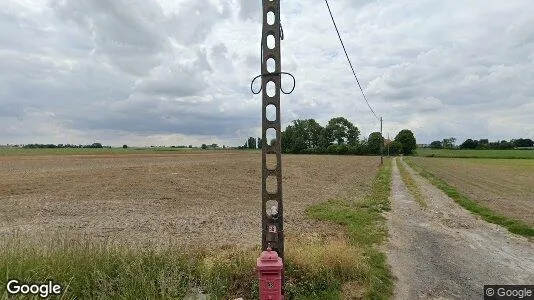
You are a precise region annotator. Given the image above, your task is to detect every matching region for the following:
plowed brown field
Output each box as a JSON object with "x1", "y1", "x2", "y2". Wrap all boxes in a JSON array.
[
  {"x1": 0, "y1": 151, "x2": 379, "y2": 248},
  {"x1": 410, "y1": 157, "x2": 534, "y2": 227}
]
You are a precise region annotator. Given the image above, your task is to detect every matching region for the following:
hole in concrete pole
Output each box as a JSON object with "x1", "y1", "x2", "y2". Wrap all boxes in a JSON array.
[
  {"x1": 266, "y1": 58, "x2": 275, "y2": 73},
  {"x1": 266, "y1": 128, "x2": 277, "y2": 147},
  {"x1": 265, "y1": 200, "x2": 278, "y2": 218},
  {"x1": 267, "y1": 11, "x2": 275, "y2": 25},
  {"x1": 266, "y1": 81, "x2": 276, "y2": 97},
  {"x1": 267, "y1": 34, "x2": 275, "y2": 49},
  {"x1": 266, "y1": 153, "x2": 277, "y2": 170},
  {"x1": 266, "y1": 104, "x2": 276, "y2": 121},
  {"x1": 266, "y1": 176, "x2": 278, "y2": 194}
]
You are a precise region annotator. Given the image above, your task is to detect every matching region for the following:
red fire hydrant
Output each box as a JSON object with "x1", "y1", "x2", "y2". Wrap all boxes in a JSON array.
[{"x1": 256, "y1": 247, "x2": 283, "y2": 300}]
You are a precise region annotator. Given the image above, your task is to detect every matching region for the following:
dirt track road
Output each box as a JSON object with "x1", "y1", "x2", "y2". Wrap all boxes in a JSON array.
[{"x1": 387, "y1": 158, "x2": 534, "y2": 299}]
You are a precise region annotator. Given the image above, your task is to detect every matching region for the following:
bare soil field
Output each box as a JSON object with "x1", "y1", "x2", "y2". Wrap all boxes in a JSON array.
[
  {"x1": 410, "y1": 157, "x2": 534, "y2": 227},
  {"x1": 0, "y1": 151, "x2": 379, "y2": 248}
]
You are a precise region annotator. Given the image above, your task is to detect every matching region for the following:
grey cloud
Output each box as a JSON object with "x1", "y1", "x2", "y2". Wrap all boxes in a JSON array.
[
  {"x1": 50, "y1": 0, "x2": 168, "y2": 75},
  {"x1": 134, "y1": 48, "x2": 213, "y2": 98},
  {"x1": 62, "y1": 93, "x2": 259, "y2": 137},
  {"x1": 1, "y1": 0, "x2": 534, "y2": 146},
  {"x1": 50, "y1": 0, "x2": 228, "y2": 75},
  {"x1": 51, "y1": 0, "x2": 167, "y2": 51},
  {"x1": 239, "y1": 0, "x2": 260, "y2": 21},
  {"x1": 166, "y1": 0, "x2": 231, "y2": 45}
]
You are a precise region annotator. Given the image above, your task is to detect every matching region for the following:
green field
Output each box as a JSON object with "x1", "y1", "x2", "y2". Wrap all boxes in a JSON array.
[{"x1": 415, "y1": 148, "x2": 534, "y2": 159}]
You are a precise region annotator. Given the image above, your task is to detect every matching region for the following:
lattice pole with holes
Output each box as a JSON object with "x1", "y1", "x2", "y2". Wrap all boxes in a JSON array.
[{"x1": 261, "y1": 0, "x2": 283, "y2": 262}]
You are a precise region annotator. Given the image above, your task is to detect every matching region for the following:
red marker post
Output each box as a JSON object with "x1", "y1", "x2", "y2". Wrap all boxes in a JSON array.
[{"x1": 256, "y1": 247, "x2": 283, "y2": 300}]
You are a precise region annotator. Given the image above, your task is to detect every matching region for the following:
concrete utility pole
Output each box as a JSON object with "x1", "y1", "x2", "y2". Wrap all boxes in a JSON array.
[
  {"x1": 251, "y1": 1, "x2": 293, "y2": 297},
  {"x1": 380, "y1": 117, "x2": 383, "y2": 165},
  {"x1": 387, "y1": 133, "x2": 390, "y2": 157},
  {"x1": 261, "y1": 0, "x2": 284, "y2": 283}
]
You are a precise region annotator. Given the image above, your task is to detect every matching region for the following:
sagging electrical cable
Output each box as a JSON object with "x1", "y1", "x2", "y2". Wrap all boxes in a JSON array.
[{"x1": 324, "y1": 0, "x2": 379, "y2": 121}]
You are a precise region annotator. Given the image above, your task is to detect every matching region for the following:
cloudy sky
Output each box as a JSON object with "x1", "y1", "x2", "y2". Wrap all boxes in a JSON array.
[{"x1": 1, "y1": 0, "x2": 533, "y2": 147}]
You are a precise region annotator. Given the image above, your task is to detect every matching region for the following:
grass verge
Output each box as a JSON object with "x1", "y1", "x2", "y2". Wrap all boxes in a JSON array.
[
  {"x1": 1, "y1": 234, "x2": 369, "y2": 299},
  {"x1": 0, "y1": 236, "x2": 257, "y2": 299},
  {"x1": 305, "y1": 158, "x2": 394, "y2": 299},
  {"x1": 396, "y1": 158, "x2": 427, "y2": 208},
  {"x1": 405, "y1": 158, "x2": 534, "y2": 238}
]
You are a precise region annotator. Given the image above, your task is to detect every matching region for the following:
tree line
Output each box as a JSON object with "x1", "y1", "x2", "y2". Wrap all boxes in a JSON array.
[
  {"x1": 429, "y1": 138, "x2": 534, "y2": 150},
  {"x1": 241, "y1": 117, "x2": 417, "y2": 155},
  {"x1": 22, "y1": 143, "x2": 108, "y2": 149},
  {"x1": 238, "y1": 137, "x2": 263, "y2": 150}
]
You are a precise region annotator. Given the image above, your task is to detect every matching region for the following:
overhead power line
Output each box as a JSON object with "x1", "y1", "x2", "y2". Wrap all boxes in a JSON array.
[{"x1": 324, "y1": 0, "x2": 379, "y2": 121}]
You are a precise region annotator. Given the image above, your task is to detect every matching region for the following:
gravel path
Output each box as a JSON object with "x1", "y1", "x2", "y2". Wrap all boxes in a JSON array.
[{"x1": 386, "y1": 158, "x2": 534, "y2": 300}]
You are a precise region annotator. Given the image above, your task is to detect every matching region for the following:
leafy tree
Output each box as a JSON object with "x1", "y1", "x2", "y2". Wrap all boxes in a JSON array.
[
  {"x1": 281, "y1": 125, "x2": 294, "y2": 153},
  {"x1": 460, "y1": 139, "x2": 478, "y2": 149},
  {"x1": 247, "y1": 137, "x2": 256, "y2": 149},
  {"x1": 389, "y1": 141, "x2": 403, "y2": 155},
  {"x1": 122, "y1": 144, "x2": 128, "y2": 149},
  {"x1": 281, "y1": 124, "x2": 304, "y2": 153},
  {"x1": 442, "y1": 137, "x2": 456, "y2": 149},
  {"x1": 282, "y1": 119, "x2": 324, "y2": 153},
  {"x1": 512, "y1": 138, "x2": 534, "y2": 147},
  {"x1": 324, "y1": 117, "x2": 359, "y2": 146},
  {"x1": 292, "y1": 120, "x2": 310, "y2": 150},
  {"x1": 201, "y1": 144, "x2": 207, "y2": 150},
  {"x1": 498, "y1": 140, "x2": 513, "y2": 149},
  {"x1": 394, "y1": 129, "x2": 416, "y2": 155},
  {"x1": 304, "y1": 119, "x2": 324, "y2": 148},
  {"x1": 257, "y1": 137, "x2": 262, "y2": 149},
  {"x1": 429, "y1": 140, "x2": 442, "y2": 149},
  {"x1": 367, "y1": 132, "x2": 383, "y2": 155}
]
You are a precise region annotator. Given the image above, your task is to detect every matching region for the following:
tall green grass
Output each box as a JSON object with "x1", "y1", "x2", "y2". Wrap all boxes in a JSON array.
[
  {"x1": 0, "y1": 235, "x2": 360, "y2": 299},
  {"x1": 305, "y1": 159, "x2": 394, "y2": 299},
  {"x1": 0, "y1": 236, "x2": 254, "y2": 299},
  {"x1": 405, "y1": 158, "x2": 534, "y2": 238}
]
